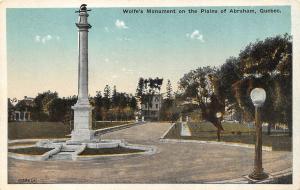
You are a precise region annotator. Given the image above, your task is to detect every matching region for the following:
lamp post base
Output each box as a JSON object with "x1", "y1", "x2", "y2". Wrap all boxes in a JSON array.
[{"x1": 248, "y1": 170, "x2": 269, "y2": 180}]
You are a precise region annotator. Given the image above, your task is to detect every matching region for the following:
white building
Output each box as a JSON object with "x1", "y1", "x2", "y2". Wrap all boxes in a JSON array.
[
  {"x1": 140, "y1": 94, "x2": 162, "y2": 120},
  {"x1": 11, "y1": 96, "x2": 34, "y2": 121}
]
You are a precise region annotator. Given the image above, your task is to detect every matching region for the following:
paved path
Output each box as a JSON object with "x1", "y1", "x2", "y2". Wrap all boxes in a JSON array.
[
  {"x1": 8, "y1": 122, "x2": 292, "y2": 183},
  {"x1": 180, "y1": 122, "x2": 192, "y2": 136}
]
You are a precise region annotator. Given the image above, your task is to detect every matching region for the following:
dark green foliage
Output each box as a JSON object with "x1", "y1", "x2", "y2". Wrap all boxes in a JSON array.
[
  {"x1": 93, "y1": 85, "x2": 137, "y2": 121},
  {"x1": 48, "y1": 97, "x2": 76, "y2": 122},
  {"x1": 103, "y1": 85, "x2": 111, "y2": 110},
  {"x1": 178, "y1": 66, "x2": 225, "y2": 132},
  {"x1": 229, "y1": 34, "x2": 292, "y2": 135}
]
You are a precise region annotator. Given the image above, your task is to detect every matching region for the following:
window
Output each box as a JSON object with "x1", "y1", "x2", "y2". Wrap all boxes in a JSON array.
[{"x1": 156, "y1": 104, "x2": 158, "y2": 109}]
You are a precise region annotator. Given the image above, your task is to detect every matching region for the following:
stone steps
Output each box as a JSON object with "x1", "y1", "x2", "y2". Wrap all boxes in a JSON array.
[
  {"x1": 48, "y1": 144, "x2": 84, "y2": 160},
  {"x1": 49, "y1": 151, "x2": 74, "y2": 160}
]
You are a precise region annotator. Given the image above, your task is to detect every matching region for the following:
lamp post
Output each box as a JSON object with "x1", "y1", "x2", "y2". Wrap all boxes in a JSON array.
[
  {"x1": 249, "y1": 88, "x2": 269, "y2": 180},
  {"x1": 216, "y1": 112, "x2": 222, "y2": 141}
]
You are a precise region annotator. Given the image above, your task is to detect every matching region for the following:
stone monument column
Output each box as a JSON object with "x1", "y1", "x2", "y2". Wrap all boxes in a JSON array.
[{"x1": 70, "y1": 4, "x2": 94, "y2": 142}]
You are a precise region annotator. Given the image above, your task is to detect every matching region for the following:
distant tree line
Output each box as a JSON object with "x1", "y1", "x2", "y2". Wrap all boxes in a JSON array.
[
  {"x1": 9, "y1": 85, "x2": 138, "y2": 123},
  {"x1": 93, "y1": 85, "x2": 137, "y2": 121}
]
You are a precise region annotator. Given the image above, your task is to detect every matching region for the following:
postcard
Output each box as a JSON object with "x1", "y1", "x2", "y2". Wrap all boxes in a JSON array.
[{"x1": 0, "y1": 0, "x2": 300, "y2": 190}]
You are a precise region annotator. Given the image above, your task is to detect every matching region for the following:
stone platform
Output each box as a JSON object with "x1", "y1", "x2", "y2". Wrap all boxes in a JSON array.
[{"x1": 9, "y1": 138, "x2": 156, "y2": 161}]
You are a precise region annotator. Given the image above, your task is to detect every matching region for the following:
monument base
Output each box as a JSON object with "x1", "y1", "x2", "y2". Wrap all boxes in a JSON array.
[
  {"x1": 71, "y1": 102, "x2": 95, "y2": 142},
  {"x1": 69, "y1": 129, "x2": 96, "y2": 143}
]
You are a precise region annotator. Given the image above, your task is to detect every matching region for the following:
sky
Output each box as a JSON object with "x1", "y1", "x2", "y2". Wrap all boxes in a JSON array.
[{"x1": 7, "y1": 6, "x2": 291, "y2": 100}]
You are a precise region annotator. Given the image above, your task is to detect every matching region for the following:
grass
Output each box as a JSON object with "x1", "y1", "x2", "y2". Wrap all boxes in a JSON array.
[
  {"x1": 79, "y1": 146, "x2": 144, "y2": 155},
  {"x1": 164, "y1": 122, "x2": 292, "y2": 151},
  {"x1": 92, "y1": 121, "x2": 133, "y2": 130},
  {"x1": 8, "y1": 122, "x2": 71, "y2": 140},
  {"x1": 8, "y1": 121, "x2": 133, "y2": 140},
  {"x1": 8, "y1": 147, "x2": 53, "y2": 155}
]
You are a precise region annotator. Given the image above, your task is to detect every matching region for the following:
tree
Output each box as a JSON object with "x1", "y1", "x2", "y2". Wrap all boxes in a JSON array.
[
  {"x1": 48, "y1": 96, "x2": 77, "y2": 122},
  {"x1": 179, "y1": 66, "x2": 225, "y2": 141},
  {"x1": 229, "y1": 34, "x2": 292, "y2": 136},
  {"x1": 31, "y1": 90, "x2": 58, "y2": 121},
  {"x1": 129, "y1": 96, "x2": 137, "y2": 111},
  {"x1": 103, "y1": 85, "x2": 111, "y2": 110},
  {"x1": 159, "y1": 79, "x2": 175, "y2": 121},
  {"x1": 8, "y1": 98, "x2": 15, "y2": 121},
  {"x1": 112, "y1": 85, "x2": 118, "y2": 107},
  {"x1": 94, "y1": 91, "x2": 103, "y2": 120},
  {"x1": 166, "y1": 79, "x2": 173, "y2": 100},
  {"x1": 48, "y1": 98, "x2": 66, "y2": 121},
  {"x1": 218, "y1": 57, "x2": 242, "y2": 103},
  {"x1": 136, "y1": 77, "x2": 145, "y2": 100}
]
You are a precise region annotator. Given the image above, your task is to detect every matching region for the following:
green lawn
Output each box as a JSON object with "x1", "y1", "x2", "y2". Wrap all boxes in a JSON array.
[
  {"x1": 8, "y1": 121, "x2": 132, "y2": 140},
  {"x1": 8, "y1": 122, "x2": 72, "y2": 140},
  {"x1": 164, "y1": 122, "x2": 292, "y2": 151}
]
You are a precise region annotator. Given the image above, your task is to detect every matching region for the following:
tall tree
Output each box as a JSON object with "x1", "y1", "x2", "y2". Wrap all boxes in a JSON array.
[
  {"x1": 103, "y1": 85, "x2": 111, "y2": 99},
  {"x1": 160, "y1": 79, "x2": 175, "y2": 120},
  {"x1": 231, "y1": 34, "x2": 292, "y2": 136},
  {"x1": 103, "y1": 85, "x2": 111, "y2": 110},
  {"x1": 136, "y1": 77, "x2": 145, "y2": 101},
  {"x1": 31, "y1": 91, "x2": 58, "y2": 121},
  {"x1": 179, "y1": 66, "x2": 225, "y2": 141},
  {"x1": 166, "y1": 79, "x2": 173, "y2": 100},
  {"x1": 94, "y1": 91, "x2": 103, "y2": 120},
  {"x1": 129, "y1": 96, "x2": 137, "y2": 111}
]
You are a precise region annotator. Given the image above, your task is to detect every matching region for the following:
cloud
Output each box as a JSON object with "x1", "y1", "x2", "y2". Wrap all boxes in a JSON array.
[
  {"x1": 186, "y1": 30, "x2": 204, "y2": 42},
  {"x1": 45, "y1": 35, "x2": 52, "y2": 40},
  {"x1": 41, "y1": 37, "x2": 47, "y2": 44},
  {"x1": 35, "y1": 35, "x2": 41, "y2": 42},
  {"x1": 116, "y1": 37, "x2": 131, "y2": 41},
  {"x1": 104, "y1": 58, "x2": 109, "y2": 62},
  {"x1": 34, "y1": 34, "x2": 60, "y2": 44},
  {"x1": 104, "y1": 27, "x2": 109, "y2": 32},
  {"x1": 115, "y1": 19, "x2": 128, "y2": 29}
]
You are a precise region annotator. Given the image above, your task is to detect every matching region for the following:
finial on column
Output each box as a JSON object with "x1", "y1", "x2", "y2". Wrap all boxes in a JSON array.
[{"x1": 75, "y1": 4, "x2": 91, "y2": 13}]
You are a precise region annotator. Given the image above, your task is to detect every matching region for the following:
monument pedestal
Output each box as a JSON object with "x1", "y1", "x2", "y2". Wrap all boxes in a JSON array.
[{"x1": 70, "y1": 103, "x2": 95, "y2": 143}]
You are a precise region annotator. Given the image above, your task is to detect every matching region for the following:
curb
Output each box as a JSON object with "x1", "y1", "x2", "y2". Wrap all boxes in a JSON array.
[
  {"x1": 8, "y1": 138, "x2": 69, "y2": 144},
  {"x1": 160, "y1": 138, "x2": 272, "y2": 151},
  {"x1": 207, "y1": 168, "x2": 292, "y2": 184},
  {"x1": 159, "y1": 123, "x2": 176, "y2": 139},
  {"x1": 73, "y1": 142, "x2": 157, "y2": 161},
  {"x1": 94, "y1": 122, "x2": 146, "y2": 136}
]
